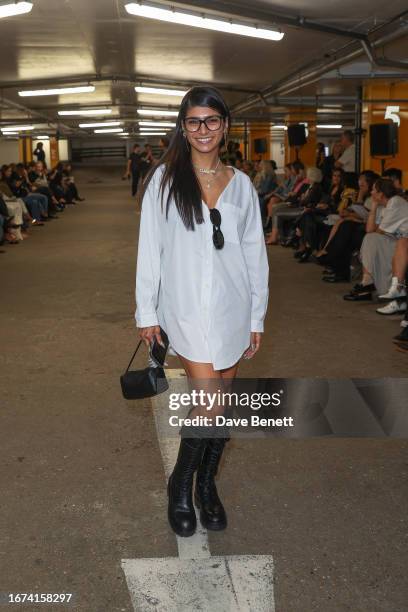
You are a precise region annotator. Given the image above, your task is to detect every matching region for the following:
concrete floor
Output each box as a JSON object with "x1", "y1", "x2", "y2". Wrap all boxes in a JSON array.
[{"x1": 0, "y1": 167, "x2": 407, "y2": 612}]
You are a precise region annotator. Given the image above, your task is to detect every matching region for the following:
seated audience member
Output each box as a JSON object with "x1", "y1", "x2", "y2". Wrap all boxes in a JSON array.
[
  {"x1": 375, "y1": 237, "x2": 408, "y2": 316},
  {"x1": 294, "y1": 169, "x2": 351, "y2": 262},
  {"x1": 343, "y1": 178, "x2": 408, "y2": 301},
  {"x1": 0, "y1": 194, "x2": 11, "y2": 244},
  {"x1": 263, "y1": 163, "x2": 296, "y2": 229},
  {"x1": 253, "y1": 160, "x2": 278, "y2": 217},
  {"x1": 316, "y1": 142, "x2": 326, "y2": 172},
  {"x1": 0, "y1": 167, "x2": 31, "y2": 241},
  {"x1": 265, "y1": 162, "x2": 312, "y2": 245},
  {"x1": 28, "y1": 162, "x2": 60, "y2": 214},
  {"x1": 318, "y1": 171, "x2": 379, "y2": 281},
  {"x1": 393, "y1": 270, "x2": 408, "y2": 347},
  {"x1": 61, "y1": 163, "x2": 85, "y2": 202},
  {"x1": 383, "y1": 167, "x2": 406, "y2": 197},
  {"x1": 242, "y1": 160, "x2": 256, "y2": 181},
  {"x1": 321, "y1": 142, "x2": 344, "y2": 192},
  {"x1": 7, "y1": 163, "x2": 48, "y2": 224},
  {"x1": 234, "y1": 142, "x2": 243, "y2": 163}
]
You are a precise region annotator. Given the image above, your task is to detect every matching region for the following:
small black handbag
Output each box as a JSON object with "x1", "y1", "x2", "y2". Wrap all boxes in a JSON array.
[{"x1": 120, "y1": 339, "x2": 169, "y2": 400}]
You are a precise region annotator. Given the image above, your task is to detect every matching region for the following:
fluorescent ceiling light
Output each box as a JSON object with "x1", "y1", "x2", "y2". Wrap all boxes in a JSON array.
[
  {"x1": 135, "y1": 85, "x2": 187, "y2": 97},
  {"x1": 137, "y1": 109, "x2": 178, "y2": 116},
  {"x1": 316, "y1": 124, "x2": 343, "y2": 129},
  {"x1": 138, "y1": 121, "x2": 176, "y2": 127},
  {"x1": 119, "y1": 132, "x2": 130, "y2": 136},
  {"x1": 34, "y1": 135, "x2": 50, "y2": 139},
  {"x1": 94, "y1": 128, "x2": 124, "y2": 133},
  {"x1": 59, "y1": 108, "x2": 112, "y2": 116},
  {"x1": 2, "y1": 131, "x2": 18, "y2": 135},
  {"x1": 19, "y1": 85, "x2": 95, "y2": 97},
  {"x1": 125, "y1": 3, "x2": 284, "y2": 41},
  {"x1": 271, "y1": 125, "x2": 287, "y2": 130},
  {"x1": 137, "y1": 131, "x2": 167, "y2": 136},
  {"x1": 79, "y1": 121, "x2": 121, "y2": 128},
  {"x1": 2, "y1": 125, "x2": 34, "y2": 131},
  {"x1": 0, "y1": 1, "x2": 33, "y2": 19}
]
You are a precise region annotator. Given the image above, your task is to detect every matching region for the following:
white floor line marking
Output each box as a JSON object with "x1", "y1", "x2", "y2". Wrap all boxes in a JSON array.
[{"x1": 122, "y1": 369, "x2": 275, "y2": 612}]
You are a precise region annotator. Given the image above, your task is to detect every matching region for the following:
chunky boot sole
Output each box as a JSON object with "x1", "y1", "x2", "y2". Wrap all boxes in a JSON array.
[
  {"x1": 167, "y1": 476, "x2": 197, "y2": 537},
  {"x1": 194, "y1": 491, "x2": 227, "y2": 531}
]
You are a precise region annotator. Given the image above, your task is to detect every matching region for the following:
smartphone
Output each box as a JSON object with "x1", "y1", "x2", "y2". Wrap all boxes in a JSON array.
[{"x1": 150, "y1": 327, "x2": 169, "y2": 366}]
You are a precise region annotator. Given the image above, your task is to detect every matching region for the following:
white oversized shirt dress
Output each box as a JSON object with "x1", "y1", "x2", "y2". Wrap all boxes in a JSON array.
[{"x1": 135, "y1": 164, "x2": 269, "y2": 370}]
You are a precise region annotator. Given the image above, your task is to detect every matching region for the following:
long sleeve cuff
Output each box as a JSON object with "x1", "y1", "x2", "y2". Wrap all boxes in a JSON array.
[
  {"x1": 250, "y1": 319, "x2": 264, "y2": 333},
  {"x1": 135, "y1": 311, "x2": 159, "y2": 328}
]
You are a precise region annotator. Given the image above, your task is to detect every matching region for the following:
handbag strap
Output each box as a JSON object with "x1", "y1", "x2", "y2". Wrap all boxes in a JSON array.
[{"x1": 125, "y1": 339, "x2": 143, "y2": 373}]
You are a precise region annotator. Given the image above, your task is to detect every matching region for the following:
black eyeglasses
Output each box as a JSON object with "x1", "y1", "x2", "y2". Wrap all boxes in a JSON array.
[
  {"x1": 209, "y1": 208, "x2": 224, "y2": 250},
  {"x1": 184, "y1": 115, "x2": 223, "y2": 133}
]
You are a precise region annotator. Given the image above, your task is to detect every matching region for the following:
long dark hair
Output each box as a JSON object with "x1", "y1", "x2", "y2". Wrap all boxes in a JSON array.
[{"x1": 138, "y1": 86, "x2": 231, "y2": 230}]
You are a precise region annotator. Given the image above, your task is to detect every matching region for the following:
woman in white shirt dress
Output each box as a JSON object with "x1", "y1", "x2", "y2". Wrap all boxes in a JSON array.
[{"x1": 135, "y1": 86, "x2": 269, "y2": 537}]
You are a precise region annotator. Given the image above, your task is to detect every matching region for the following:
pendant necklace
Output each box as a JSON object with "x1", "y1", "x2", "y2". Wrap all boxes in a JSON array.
[{"x1": 193, "y1": 158, "x2": 221, "y2": 189}]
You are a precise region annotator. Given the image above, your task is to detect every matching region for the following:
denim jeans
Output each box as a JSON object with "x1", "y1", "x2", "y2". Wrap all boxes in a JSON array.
[{"x1": 23, "y1": 194, "x2": 48, "y2": 220}]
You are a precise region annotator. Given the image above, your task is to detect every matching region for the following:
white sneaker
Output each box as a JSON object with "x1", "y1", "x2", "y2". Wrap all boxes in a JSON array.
[
  {"x1": 376, "y1": 300, "x2": 407, "y2": 315},
  {"x1": 378, "y1": 277, "x2": 407, "y2": 300}
]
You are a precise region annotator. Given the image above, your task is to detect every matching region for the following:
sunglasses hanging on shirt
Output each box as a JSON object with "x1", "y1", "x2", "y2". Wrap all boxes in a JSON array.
[{"x1": 209, "y1": 208, "x2": 224, "y2": 250}]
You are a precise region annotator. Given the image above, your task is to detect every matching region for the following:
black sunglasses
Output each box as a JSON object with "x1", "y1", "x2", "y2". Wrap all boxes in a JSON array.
[{"x1": 209, "y1": 208, "x2": 224, "y2": 250}]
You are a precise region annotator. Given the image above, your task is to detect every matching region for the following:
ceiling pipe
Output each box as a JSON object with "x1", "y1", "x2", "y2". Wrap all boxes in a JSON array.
[
  {"x1": 0, "y1": 73, "x2": 256, "y2": 95},
  {"x1": 0, "y1": 97, "x2": 75, "y2": 133},
  {"x1": 361, "y1": 39, "x2": 408, "y2": 70},
  {"x1": 231, "y1": 19, "x2": 408, "y2": 114}
]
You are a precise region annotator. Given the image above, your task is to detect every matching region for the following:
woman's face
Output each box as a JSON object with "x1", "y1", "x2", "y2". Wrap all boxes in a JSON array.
[
  {"x1": 183, "y1": 105, "x2": 227, "y2": 155},
  {"x1": 371, "y1": 185, "x2": 382, "y2": 204},
  {"x1": 332, "y1": 170, "x2": 342, "y2": 186},
  {"x1": 359, "y1": 175, "x2": 368, "y2": 192}
]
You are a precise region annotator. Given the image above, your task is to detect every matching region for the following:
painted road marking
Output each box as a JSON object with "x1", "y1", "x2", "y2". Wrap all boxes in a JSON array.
[{"x1": 122, "y1": 369, "x2": 275, "y2": 611}]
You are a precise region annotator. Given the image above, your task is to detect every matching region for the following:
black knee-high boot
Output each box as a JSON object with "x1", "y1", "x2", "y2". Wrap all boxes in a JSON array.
[
  {"x1": 194, "y1": 437, "x2": 228, "y2": 531},
  {"x1": 167, "y1": 436, "x2": 205, "y2": 537}
]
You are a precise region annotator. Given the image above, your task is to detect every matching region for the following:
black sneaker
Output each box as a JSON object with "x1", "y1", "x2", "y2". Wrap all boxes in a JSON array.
[
  {"x1": 393, "y1": 327, "x2": 408, "y2": 343},
  {"x1": 343, "y1": 284, "x2": 375, "y2": 301}
]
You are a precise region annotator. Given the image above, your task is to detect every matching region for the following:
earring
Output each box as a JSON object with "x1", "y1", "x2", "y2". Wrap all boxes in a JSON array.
[{"x1": 183, "y1": 132, "x2": 190, "y2": 150}]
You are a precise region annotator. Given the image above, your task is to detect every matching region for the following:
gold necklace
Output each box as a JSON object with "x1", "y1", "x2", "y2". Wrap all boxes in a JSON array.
[{"x1": 193, "y1": 158, "x2": 222, "y2": 189}]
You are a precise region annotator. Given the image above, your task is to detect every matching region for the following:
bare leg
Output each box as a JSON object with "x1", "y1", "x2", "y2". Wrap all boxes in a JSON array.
[{"x1": 176, "y1": 354, "x2": 239, "y2": 418}]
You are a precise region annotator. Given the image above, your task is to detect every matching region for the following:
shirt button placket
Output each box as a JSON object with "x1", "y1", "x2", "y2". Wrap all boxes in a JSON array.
[{"x1": 201, "y1": 230, "x2": 213, "y2": 338}]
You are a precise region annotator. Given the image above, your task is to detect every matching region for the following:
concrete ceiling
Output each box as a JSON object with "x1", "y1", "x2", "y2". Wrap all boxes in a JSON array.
[{"x1": 0, "y1": 0, "x2": 407, "y2": 137}]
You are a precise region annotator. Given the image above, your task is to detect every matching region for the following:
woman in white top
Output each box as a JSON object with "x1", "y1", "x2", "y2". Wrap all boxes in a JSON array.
[
  {"x1": 344, "y1": 178, "x2": 408, "y2": 301},
  {"x1": 135, "y1": 86, "x2": 269, "y2": 537}
]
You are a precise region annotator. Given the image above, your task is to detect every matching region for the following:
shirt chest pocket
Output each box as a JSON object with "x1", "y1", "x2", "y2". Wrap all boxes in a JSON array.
[{"x1": 219, "y1": 202, "x2": 245, "y2": 244}]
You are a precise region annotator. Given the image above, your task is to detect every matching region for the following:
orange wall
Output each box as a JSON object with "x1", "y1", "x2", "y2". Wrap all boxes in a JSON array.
[
  {"x1": 50, "y1": 137, "x2": 59, "y2": 167},
  {"x1": 18, "y1": 136, "x2": 32, "y2": 163},
  {"x1": 362, "y1": 81, "x2": 408, "y2": 187}
]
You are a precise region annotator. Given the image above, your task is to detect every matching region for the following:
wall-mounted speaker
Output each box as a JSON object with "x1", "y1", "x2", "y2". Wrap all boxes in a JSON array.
[
  {"x1": 370, "y1": 123, "x2": 398, "y2": 157},
  {"x1": 254, "y1": 138, "x2": 267, "y2": 154},
  {"x1": 287, "y1": 124, "x2": 307, "y2": 147}
]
